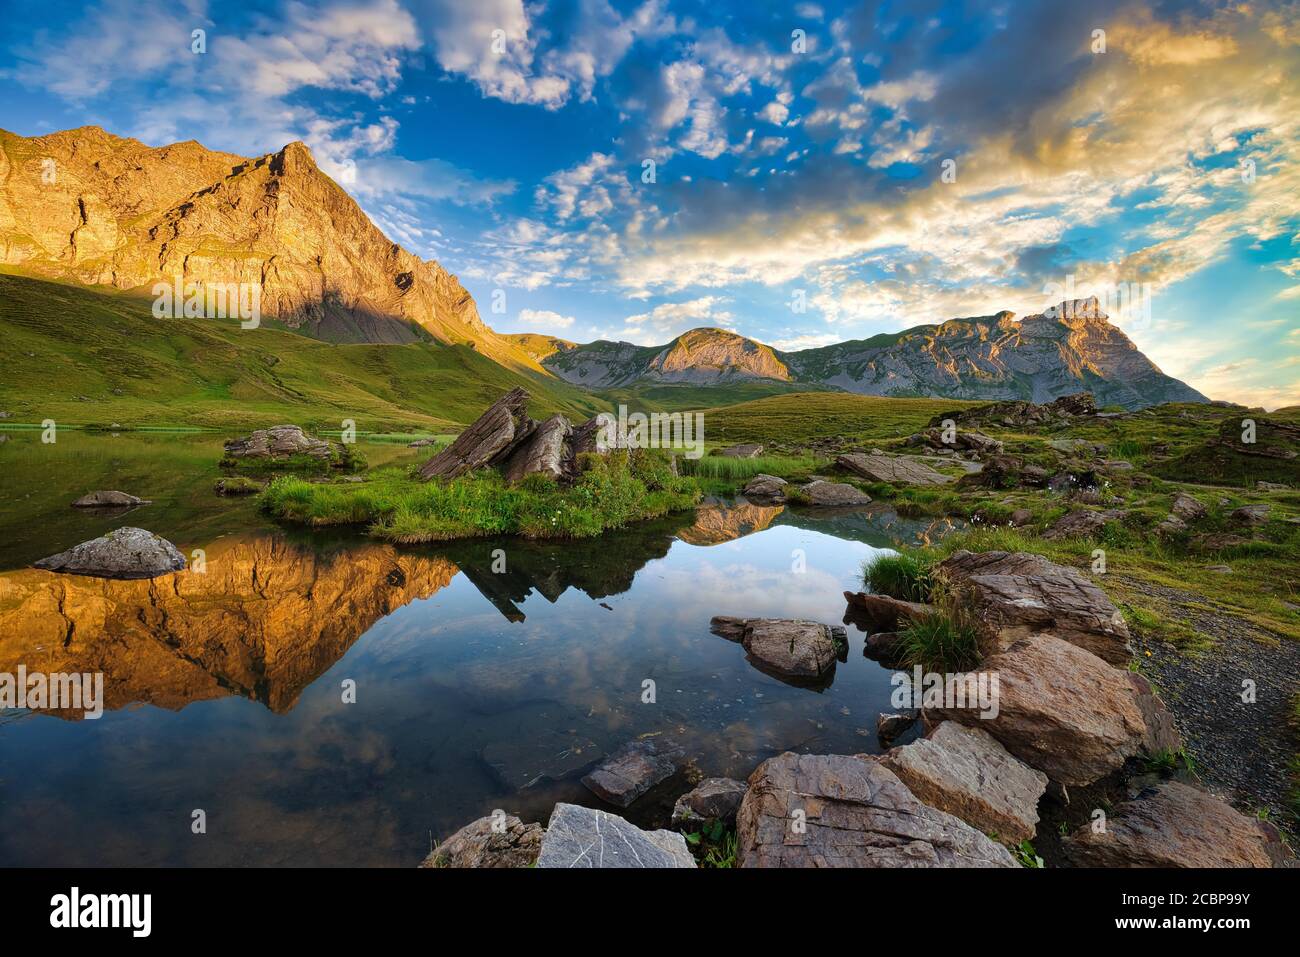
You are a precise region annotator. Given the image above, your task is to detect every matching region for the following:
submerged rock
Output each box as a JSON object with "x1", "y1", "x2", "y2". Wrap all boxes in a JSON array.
[
  {"x1": 671, "y1": 777, "x2": 748, "y2": 828},
  {"x1": 537, "y1": 803, "x2": 696, "y2": 868},
  {"x1": 1062, "y1": 781, "x2": 1293, "y2": 868},
  {"x1": 419, "y1": 813, "x2": 544, "y2": 868},
  {"x1": 735, "y1": 752, "x2": 1017, "y2": 868},
  {"x1": 880, "y1": 721, "x2": 1048, "y2": 844},
  {"x1": 933, "y1": 549, "x2": 1131, "y2": 664},
  {"x1": 33, "y1": 527, "x2": 186, "y2": 580},
  {"x1": 836, "y1": 452, "x2": 952, "y2": 487},
  {"x1": 799, "y1": 480, "x2": 871, "y2": 506},
  {"x1": 71, "y1": 490, "x2": 151, "y2": 508},
  {"x1": 710, "y1": 616, "x2": 839, "y2": 685},
  {"x1": 930, "y1": 635, "x2": 1180, "y2": 787},
  {"x1": 876, "y1": 711, "x2": 917, "y2": 746},
  {"x1": 582, "y1": 739, "x2": 684, "y2": 808}
]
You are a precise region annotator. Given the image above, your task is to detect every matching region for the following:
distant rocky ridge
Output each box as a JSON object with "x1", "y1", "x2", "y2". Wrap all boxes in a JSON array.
[
  {"x1": 515, "y1": 299, "x2": 1208, "y2": 410},
  {"x1": 0, "y1": 125, "x2": 539, "y2": 370},
  {"x1": 2, "y1": 125, "x2": 1208, "y2": 409}
]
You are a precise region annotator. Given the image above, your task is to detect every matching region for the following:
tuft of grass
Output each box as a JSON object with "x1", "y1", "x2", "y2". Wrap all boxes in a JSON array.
[
  {"x1": 262, "y1": 448, "x2": 701, "y2": 543},
  {"x1": 1144, "y1": 747, "x2": 1198, "y2": 777},
  {"x1": 862, "y1": 551, "x2": 935, "y2": 602},
  {"x1": 678, "y1": 453, "x2": 822, "y2": 482},
  {"x1": 895, "y1": 605, "x2": 982, "y2": 672}
]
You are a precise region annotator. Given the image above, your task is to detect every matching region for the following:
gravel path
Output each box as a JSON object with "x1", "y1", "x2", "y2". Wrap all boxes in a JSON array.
[{"x1": 1124, "y1": 577, "x2": 1299, "y2": 831}]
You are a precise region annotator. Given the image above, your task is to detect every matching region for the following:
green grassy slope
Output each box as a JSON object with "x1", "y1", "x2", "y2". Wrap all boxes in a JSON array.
[
  {"x1": 0, "y1": 272, "x2": 603, "y2": 431},
  {"x1": 593, "y1": 378, "x2": 837, "y2": 413},
  {"x1": 694, "y1": 391, "x2": 976, "y2": 447}
]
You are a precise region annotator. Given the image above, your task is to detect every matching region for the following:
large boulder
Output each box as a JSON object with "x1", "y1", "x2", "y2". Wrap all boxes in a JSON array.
[
  {"x1": 419, "y1": 387, "x2": 534, "y2": 480},
  {"x1": 880, "y1": 721, "x2": 1048, "y2": 844},
  {"x1": 735, "y1": 753, "x2": 1017, "y2": 867},
  {"x1": 718, "y1": 443, "x2": 763, "y2": 458},
  {"x1": 710, "y1": 616, "x2": 838, "y2": 685},
  {"x1": 836, "y1": 453, "x2": 953, "y2": 487},
  {"x1": 418, "y1": 813, "x2": 544, "y2": 868},
  {"x1": 581, "y1": 739, "x2": 684, "y2": 808},
  {"x1": 71, "y1": 490, "x2": 151, "y2": 508},
  {"x1": 933, "y1": 550, "x2": 1132, "y2": 664},
  {"x1": 1062, "y1": 781, "x2": 1293, "y2": 868},
  {"x1": 930, "y1": 636, "x2": 1180, "y2": 786},
  {"x1": 536, "y1": 803, "x2": 696, "y2": 868},
  {"x1": 223, "y1": 424, "x2": 332, "y2": 460},
  {"x1": 500, "y1": 413, "x2": 573, "y2": 483},
  {"x1": 671, "y1": 777, "x2": 748, "y2": 828},
  {"x1": 799, "y1": 480, "x2": 871, "y2": 506},
  {"x1": 33, "y1": 527, "x2": 187, "y2": 580}
]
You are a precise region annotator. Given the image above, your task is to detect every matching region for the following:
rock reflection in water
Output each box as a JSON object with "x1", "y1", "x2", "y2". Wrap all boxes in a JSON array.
[
  {"x1": 0, "y1": 535, "x2": 459, "y2": 715},
  {"x1": 0, "y1": 499, "x2": 954, "y2": 865}
]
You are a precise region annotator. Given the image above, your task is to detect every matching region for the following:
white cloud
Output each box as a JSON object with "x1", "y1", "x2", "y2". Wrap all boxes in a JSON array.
[{"x1": 517, "y1": 308, "x2": 576, "y2": 329}]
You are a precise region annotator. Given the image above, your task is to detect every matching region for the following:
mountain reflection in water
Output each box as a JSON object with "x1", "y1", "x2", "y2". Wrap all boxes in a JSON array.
[{"x1": 0, "y1": 501, "x2": 958, "y2": 865}]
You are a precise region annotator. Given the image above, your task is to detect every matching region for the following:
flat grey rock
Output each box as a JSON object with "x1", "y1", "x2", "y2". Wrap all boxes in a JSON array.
[
  {"x1": 33, "y1": 527, "x2": 186, "y2": 580},
  {"x1": 537, "y1": 803, "x2": 696, "y2": 868},
  {"x1": 800, "y1": 480, "x2": 871, "y2": 506},
  {"x1": 837, "y1": 452, "x2": 953, "y2": 487},
  {"x1": 719, "y1": 444, "x2": 763, "y2": 458}
]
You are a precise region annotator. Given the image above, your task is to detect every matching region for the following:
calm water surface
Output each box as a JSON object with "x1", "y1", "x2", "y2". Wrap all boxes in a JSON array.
[{"x1": 0, "y1": 431, "x2": 958, "y2": 865}]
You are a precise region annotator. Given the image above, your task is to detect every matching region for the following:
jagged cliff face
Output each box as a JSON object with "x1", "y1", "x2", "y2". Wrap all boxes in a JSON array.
[
  {"x1": 540, "y1": 300, "x2": 1207, "y2": 409},
  {"x1": 787, "y1": 298, "x2": 1207, "y2": 408},
  {"x1": 0, "y1": 535, "x2": 458, "y2": 716},
  {"x1": 0, "y1": 126, "x2": 538, "y2": 369}
]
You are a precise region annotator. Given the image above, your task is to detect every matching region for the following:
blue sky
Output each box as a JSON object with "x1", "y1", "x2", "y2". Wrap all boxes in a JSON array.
[{"x1": 1, "y1": 0, "x2": 1297, "y2": 406}]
